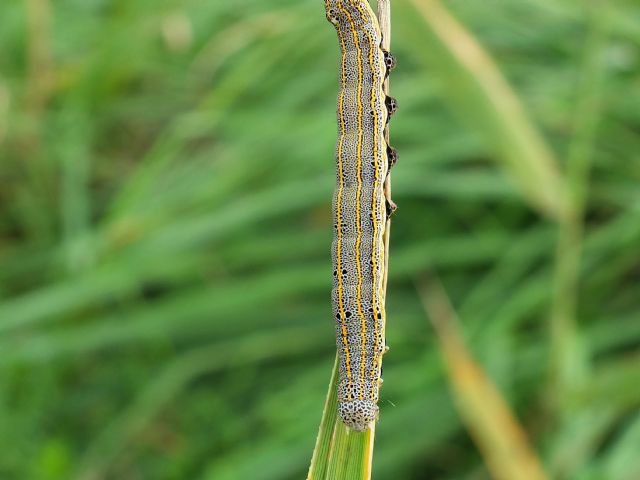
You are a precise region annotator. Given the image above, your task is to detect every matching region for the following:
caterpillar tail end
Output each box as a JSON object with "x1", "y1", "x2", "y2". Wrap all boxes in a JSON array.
[{"x1": 338, "y1": 400, "x2": 379, "y2": 432}]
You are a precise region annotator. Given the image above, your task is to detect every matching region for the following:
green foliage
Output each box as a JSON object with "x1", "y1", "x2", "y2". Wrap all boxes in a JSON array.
[{"x1": 0, "y1": 0, "x2": 638, "y2": 479}]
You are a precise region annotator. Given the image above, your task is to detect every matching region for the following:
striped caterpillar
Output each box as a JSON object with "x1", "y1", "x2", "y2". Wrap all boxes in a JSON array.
[{"x1": 324, "y1": 0, "x2": 397, "y2": 432}]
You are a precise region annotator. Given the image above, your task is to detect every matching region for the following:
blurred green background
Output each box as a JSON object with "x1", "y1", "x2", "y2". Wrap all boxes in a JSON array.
[{"x1": 1, "y1": 0, "x2": 639, "y2": 479}]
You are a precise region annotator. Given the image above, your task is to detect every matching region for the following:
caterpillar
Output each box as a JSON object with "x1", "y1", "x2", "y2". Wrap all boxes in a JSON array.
[{"x1": 324, "y1": 0, "x2": 397, "y2": 432}]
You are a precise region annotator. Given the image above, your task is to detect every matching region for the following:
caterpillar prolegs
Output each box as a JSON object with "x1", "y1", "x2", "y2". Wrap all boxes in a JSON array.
[{"x1": 324, "y1": 0, "x2": 397, "y2": 432}]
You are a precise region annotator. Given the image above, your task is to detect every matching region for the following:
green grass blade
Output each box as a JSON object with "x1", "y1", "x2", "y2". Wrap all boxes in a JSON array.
[
  {"x1": 403, "y1": 0, "x2": 567, "y2": 220},
  {"x1": 307, "y1": 354, "x2": 374, "y2": 480}
]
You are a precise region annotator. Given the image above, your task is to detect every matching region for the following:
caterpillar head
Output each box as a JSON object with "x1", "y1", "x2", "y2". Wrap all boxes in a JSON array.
[{"x1": 339, "y1": 399, "x2": 379, "y2": 432}]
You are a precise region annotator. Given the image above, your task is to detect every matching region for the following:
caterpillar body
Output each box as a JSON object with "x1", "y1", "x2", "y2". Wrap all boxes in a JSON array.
[{"x1": 324, "y1": 0, "x2": 397, "y2": 432}]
